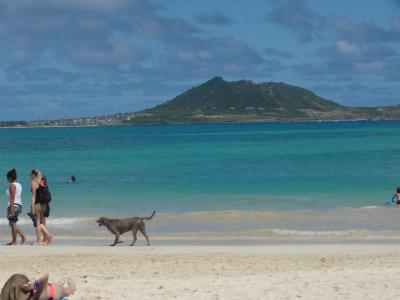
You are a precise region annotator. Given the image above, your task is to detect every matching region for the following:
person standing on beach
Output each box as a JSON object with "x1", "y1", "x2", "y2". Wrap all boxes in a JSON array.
[
  {"x1": 6, "y1": 169, "x2": 26, "y2": 245},
  {"x1": 39, "y1": 175, "x2": 53, "y2": 244},
  {"x1": 30, "y1": 169, "x2": 51, "y2": 245}
]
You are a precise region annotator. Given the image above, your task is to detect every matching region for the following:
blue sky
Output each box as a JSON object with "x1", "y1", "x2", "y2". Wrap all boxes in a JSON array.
[{"x1": 0, "y1": 0, "x2": 399, "y2": 120}]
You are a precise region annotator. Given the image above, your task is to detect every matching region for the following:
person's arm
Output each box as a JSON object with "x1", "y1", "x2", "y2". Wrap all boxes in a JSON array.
[
  {"x1": 8, "y1": 184, "x2": 16, "y2": 214},
  {"x1": 36, "y1": 272, "x2": 49, "y2": 296},
  {"x1": 31, "y1": 182, "x2": 37, "y2": 214},
  {"x1": 19, "y1": 272, "x2": 49, "y2": 295},
  {"x1": 36, "y1": 272, "x2": 49, "y2": 286}
]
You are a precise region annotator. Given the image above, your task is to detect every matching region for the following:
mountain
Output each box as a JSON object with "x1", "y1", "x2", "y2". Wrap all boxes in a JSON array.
[
  {"x1": 145, "y1": 76, "x2": 342, "y2": 117},
  {"x1": 131, "y1": 76, "x2": 399, "y2": 124}
]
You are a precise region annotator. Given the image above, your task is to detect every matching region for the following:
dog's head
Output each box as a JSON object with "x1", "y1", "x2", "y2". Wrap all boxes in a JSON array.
[{"x1": 96, "y1": 217, "x2": 107, "y2": 227}]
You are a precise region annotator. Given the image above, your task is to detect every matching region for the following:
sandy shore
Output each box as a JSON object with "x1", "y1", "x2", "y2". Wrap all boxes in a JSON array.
[{"x1": 1, "y1": 244, "x2": 400, "y2": 299}]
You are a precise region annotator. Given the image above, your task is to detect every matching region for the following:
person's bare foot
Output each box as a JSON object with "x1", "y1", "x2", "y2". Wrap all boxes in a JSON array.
[
  {"x1": 45, "y1": 235, "x2": 53, "y2": 244},
  {"x1": 21, "y1": 236, "x2": 26, "y2": 245},
  {"x1": 6, "y1": 242, "x2": 17, "y2": 246},
  {"x1": 33, "y1": 240, "x2": 47, "y2": 246}
]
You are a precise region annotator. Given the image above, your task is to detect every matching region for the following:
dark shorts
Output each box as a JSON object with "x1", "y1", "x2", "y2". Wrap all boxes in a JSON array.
[{"x1": 8, "y1": 205, "x2": 22, "y2": 229}]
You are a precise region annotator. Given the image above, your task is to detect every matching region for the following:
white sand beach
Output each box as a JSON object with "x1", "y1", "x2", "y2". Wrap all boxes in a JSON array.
[{"x1": 1, "y1": 244, "x2": 400, "y2": 299}]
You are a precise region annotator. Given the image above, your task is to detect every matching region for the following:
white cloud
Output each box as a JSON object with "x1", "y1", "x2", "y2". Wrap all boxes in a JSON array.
[{"x1": 335, "y1": 40, "x2": 360, "y2": 56}]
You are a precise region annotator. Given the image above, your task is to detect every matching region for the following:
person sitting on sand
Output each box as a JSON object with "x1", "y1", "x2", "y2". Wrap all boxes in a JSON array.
[
  {"x1": 392, "y1": 187, "x2": 400, "y2": 205},
  {"x1": 5, "y1": 169, "x2": 26, "y2": 245},
  {"x1": 0, "y1": 272, "x2": 76, "y2": 300}
]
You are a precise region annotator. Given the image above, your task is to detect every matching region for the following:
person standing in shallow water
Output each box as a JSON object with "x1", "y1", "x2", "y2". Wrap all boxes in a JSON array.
[{"x1": 6, "y1": 169, "x2": 26, "y2": 245}]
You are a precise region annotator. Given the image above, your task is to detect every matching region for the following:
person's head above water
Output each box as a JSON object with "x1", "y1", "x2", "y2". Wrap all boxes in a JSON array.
[
  {"x1": 69, "y1": 176, "x2": 76, "y2": 183},
  {"x1": 397, "y1": 187, "x2": 400, "y2": 194},
  {"x1": 6, "y1": 169, "x2": 17, "y2": 183}
]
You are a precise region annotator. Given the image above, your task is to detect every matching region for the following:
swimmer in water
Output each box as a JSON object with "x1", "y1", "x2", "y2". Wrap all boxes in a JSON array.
[{"x1": 391, "y1": 187, "x2": 400, "y2": 205}]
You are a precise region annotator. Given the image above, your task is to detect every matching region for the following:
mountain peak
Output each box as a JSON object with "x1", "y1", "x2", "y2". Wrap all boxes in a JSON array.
[
  {"x1": 210, "y1": 75, "x2": 224, "y2": 81},
  {"x1": 205, "y1": 76, "x2": 226, "y2": 85}
]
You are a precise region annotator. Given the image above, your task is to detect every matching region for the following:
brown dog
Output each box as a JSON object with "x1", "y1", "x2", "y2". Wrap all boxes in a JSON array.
[{"x1": 96, "y1": 210, "x2": 155, "y2": 246}]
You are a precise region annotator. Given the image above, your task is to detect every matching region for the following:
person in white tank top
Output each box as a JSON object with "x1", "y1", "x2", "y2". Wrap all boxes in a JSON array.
[
  {"x1": 6, "y1": 169, "x2": 26, "y2": 245},
  {"x1": 7, "y1": 182, "x2": 22, "y2": 206}
]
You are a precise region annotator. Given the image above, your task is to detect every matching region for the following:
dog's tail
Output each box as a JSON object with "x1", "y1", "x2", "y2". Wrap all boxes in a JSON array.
[{"x1": 141, "y1": 210, "x2": 155, "y2": 221}]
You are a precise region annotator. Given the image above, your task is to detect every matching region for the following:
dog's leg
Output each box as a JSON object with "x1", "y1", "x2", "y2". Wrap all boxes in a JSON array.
[
  {"x1": 139, "y1": 226, "x2": 150, "y2": 246},
  {"x1": 111, "y1": 232, "x2": 120, "y2": 246},
  {"x1": 130, "y1": 229, "x2": 138, "y2": 246}
]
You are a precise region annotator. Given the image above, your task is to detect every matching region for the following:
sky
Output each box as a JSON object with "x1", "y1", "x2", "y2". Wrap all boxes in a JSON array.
[{"x1": 0, "y1": 0, "x2": 399, "y2": 120}]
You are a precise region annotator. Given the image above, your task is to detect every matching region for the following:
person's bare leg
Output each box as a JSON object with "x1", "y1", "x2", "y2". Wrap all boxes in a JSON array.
[
  {"x1": 46, "y1": 223, "x2": 53, "y2": 243},
  {"x1": 33, "y1": 206, "x2": 45, "y2": 245},
  {"x1": 17, "y1": 227, "x2": 26, "y2": 244},
  {"x1": 42, "y1": 215, "x2": 47, "y2": 227},
  {"x1": 40, "y1": 215, "x2": 53, "y2": 244},
  {"x1": 40, "y1": 224, "x2": 53, "y2": 244},
  {"x1": 65, "y1": 277, "x2": 77, "y2": 295},
  {"x1": 57, "y1": 278, "x2": 76, "y2": 297},
  {"x1": 9, "y1": 227, "x2": 17, "y2": 245},
  {"x1": 34, "y1": 226, "x2": 45, "y2": 245}
]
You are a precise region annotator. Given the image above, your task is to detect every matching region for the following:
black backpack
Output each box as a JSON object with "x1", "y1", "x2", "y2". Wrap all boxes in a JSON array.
[{"x1": 37, "y1": 184, "x2": 52, "y2": 204}]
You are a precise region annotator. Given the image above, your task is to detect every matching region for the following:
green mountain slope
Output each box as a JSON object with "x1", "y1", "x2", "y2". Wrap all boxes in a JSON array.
[{"x1": 144, "y1": 76, "x2": 343, "y2": 118}]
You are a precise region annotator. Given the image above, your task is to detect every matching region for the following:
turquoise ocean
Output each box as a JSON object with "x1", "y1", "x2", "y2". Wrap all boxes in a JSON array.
[{"x1": 1, "y1": 121, "x2": 400, "y2": 239}]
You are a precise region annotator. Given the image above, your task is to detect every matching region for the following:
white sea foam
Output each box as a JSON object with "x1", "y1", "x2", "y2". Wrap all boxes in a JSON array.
[
  {"x1": 361, "y1": 206, "x2": 379, "y2": 209},
  {"x1": 1, "y1": 207, "x2": 399, "y2": 240},
  {"x1": 0, "y1": 217, "x2": 89, "y2": 226},
  {"x1": 269, "y1": 229, "x2": 400, "y2": 240}
]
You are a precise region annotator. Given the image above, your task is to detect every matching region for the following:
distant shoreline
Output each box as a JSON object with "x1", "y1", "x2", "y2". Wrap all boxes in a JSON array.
[
  {"x1": 1, "y1": 117, "x2": 399, "y2": 129},
  {"x1": 0, "y1": 124, "x2": 102, "y2": 129}
]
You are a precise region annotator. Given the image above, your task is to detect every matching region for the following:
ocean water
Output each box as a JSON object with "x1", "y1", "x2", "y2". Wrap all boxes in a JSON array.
[{"x1": 1, "y1": 121, "x2": 400, "y2": 237}]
